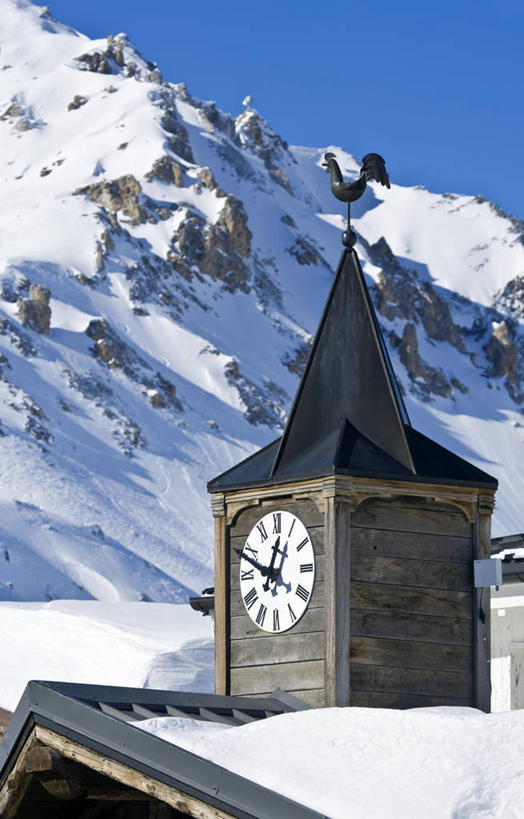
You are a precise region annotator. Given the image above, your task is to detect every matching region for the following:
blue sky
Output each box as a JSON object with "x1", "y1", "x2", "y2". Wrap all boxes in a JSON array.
[{"x1": 45, "y1": 0, "x2": 524, "y2": 218}]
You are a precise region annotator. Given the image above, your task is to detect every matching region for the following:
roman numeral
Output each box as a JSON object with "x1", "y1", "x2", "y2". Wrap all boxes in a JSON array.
[
  {"x1": 241, "y1": 568, "x2": 254, "y2": 581},
  {"x1": 288, "y1": 518, "x2": 296, "y2": 537},
  {"x1": 300, "y1": 563, "x2": 313, "y2": 573},
  {"x1": 297, "y1": 537, "x2": 309, "y2": 552},
  {"x1": 244, "y1": 544, "x2": 258, "y2": 559},
  {"x1": 256, "y1": 521, "x2": 268, "y2": 542},
  {"x1": 288, "y1": 603, "x2": 297, "y2": 623},
  {"x1": 256, "y1": 604, "x2": 267, "y2": 627},
  {"x1": 296, "y1": 584, "x2": 309, "y2": 602},
  {"x1": 244, "y1": 588, "x2": 258, "y2": 610},
  {"x1": 272, "y1": 513, "x2": 281, "y2": 534},
  {"x1": 272, "y1": 609, "x2": 280, "y2": 631}
]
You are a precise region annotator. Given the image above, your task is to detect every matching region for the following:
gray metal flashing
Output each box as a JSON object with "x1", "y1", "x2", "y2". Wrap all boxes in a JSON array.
[
  {"x1": 208, "y1": 451, "x2": 497, "y2": 494},
  {"x1": 0, "y1": 681, "x2": 326, "y2": 819},
  {"x1": 491, "y1": 533, "x2": 524, "y2": 554}
]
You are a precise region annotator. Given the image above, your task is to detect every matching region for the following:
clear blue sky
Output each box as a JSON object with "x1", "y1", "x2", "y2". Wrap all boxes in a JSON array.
[{"x1": 44, "y1": 0, "x2": 524, "y2": 219}]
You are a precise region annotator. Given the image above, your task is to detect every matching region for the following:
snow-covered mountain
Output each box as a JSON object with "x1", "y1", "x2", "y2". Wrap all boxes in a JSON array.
[{"x1": 1, "y1": 0, "x2": 524, "y2": 603}]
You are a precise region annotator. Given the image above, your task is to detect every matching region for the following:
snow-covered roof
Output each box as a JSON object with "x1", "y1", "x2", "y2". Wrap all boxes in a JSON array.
[
  {"x1": 3, "y1": 680, "x2": 524, "y2": 818},
  {"x1": 0, "y1": 680, "x2": 323, "y2": 819}
]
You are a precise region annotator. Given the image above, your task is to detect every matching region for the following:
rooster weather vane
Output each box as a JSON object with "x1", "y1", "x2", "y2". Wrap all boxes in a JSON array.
[{"x1": 323, "y1": 152, "x2": 390, "y2": 248}]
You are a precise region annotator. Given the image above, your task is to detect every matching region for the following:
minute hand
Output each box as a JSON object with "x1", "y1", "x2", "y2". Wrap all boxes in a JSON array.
[
  {"x1": 263, "y1": 536, "x2": 280, "y2": 592},
  {"x1": 235, "y1": 548, "x2": 271, "y2": 577}
]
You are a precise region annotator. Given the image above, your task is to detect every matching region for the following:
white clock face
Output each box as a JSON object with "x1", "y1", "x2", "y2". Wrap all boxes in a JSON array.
[{"x1": 238, "y1": 510, "x2": 316, "y2": 633}]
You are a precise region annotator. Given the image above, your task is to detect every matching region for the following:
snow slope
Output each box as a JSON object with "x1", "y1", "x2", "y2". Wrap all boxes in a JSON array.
[
  {"x1": 139, "y1": 706, "x2": 524, "y2": 818},
  {"x1": 0, "y1": 600, "x2": 213, "y2": 711},
  {"x1": 1, "y1": 0, "x2": 524, "y2": 601}
]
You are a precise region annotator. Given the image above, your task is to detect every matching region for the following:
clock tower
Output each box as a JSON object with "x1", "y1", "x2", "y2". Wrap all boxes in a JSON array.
[{"x1": 208, "y1": 161, "x2": 497, "y2": 712}]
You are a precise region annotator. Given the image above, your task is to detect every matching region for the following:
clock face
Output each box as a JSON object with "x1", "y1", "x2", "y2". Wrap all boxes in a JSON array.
[{"x1": 238, "y1": 510, "x2": 316, "y2": 633}]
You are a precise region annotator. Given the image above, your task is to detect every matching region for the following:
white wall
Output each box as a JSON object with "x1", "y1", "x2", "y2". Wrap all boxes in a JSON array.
[{"x1": 491, "y1": 587, "x2": 524, "y2": 711}]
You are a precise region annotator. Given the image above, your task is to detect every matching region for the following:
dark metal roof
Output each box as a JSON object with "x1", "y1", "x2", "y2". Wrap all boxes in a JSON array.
[
  {"x1": 0, "y1": 681, "x2": 324, "y2": 819},
  {"x1": 272, "y1": 249, "x2": 414, "y2": 476},
  {"x1": 208, "y1": 249, "x2": 497, "y2": 494}
]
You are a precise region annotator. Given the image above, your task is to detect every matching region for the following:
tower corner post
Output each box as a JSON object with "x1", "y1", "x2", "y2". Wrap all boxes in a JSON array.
[
  {"x1": 474, "y1": 489, "x2": 495, "y2": 712},
  {"x1": 211, "y1": 493, "x2": 228, "y2": 695},
  {"x1": 324, "y1": 481, "x2": 352, "y2": 706}
]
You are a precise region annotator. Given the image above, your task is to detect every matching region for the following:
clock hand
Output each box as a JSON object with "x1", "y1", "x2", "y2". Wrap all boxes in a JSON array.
[
  {"x1": 234, "y1": 548, "x2": 271, "y2": 577},
  {"x1": 271, "y1": 541, "x2": 292, "y2": 596},
  {"x1": 263, "y1": 536, "x2": 281, "y2": 592}
]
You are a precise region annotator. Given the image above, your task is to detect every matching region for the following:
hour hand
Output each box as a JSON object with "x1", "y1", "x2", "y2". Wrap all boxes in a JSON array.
[{"x1": 235, "y1": 548, "x2": 270, "y2": 577}]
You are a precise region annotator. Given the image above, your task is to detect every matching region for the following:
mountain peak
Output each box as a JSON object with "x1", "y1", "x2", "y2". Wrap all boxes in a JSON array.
[{"x1": 0, "y1": 0, "x2": 523, "y2": 604}]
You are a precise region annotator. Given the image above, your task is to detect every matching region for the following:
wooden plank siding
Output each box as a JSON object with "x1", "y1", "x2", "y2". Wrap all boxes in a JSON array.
[
  {"x1": 228, "y1": 500, "x2": 326, "y2": 704},
  {"x1": 349, "y1": 496, "x2": 474, "y2": 709}
]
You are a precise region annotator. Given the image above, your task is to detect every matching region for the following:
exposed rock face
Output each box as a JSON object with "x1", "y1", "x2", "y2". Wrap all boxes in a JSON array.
[
  {"x1": 86, "y1": 318, "x2": 143, "y2": 374},
  {"x1": 215, "y1": 196, "x2": 252, "y2": 257},
  {"x1": 282, "y1": 340, "x2": 312, "y2": 375},
  {"x1": 225, "y1": 360, "x2": 288, "y2": 428},
  {"x1": 483, "y1": 319, "x2": 524, "y2": 403},
  {"x1": 95, "y1": 229, "x2": 115, "y2": 272},
  {"x1": 67, "y1": 95, "x2": 87, "y2": 111},
  {"x1": 235, "y1": 108, "x2": 293, "y2": 194},
  {"x1": 197, "y1": 167, "x2": 224, "y2": 196},
  {"x1": 75, "y1": 51, "x2": 113, "y2": 74},
  {"x1": 0, "y1": 100, "x2": 36, "y2": 131},
  {"x1": 76, "y1": 175, "x2": 148, "y2": 225},
  {"x1": 370, "y1": 237, "x2": 465, "y2": 352},
  {"x1": 395, "y1": 322, "x2": 454, "y2": 400},
  {"x1": 85, "y1": 319, "x2": 182, "y2": 412},
  {"x1": 0, "y1": 318, "x2": 36, "y2": 355},
  {"x1": 17, "y1": 285, "x2": 51, "y2": 334},
  {"x1": 167, "y1": 196, "x2": 252, "y2": 292},
  {"x1": 484, "y1": 320, "x2": 518, "y2": 380},
  {"x1": 288, "y1": 237, "x2": 321, "y2": 266},
  {"x1": 160, "y1": 110, "x2": 194, "y2": 163},
  {"x1": 145, "y1": 156, "x2": 184, "y2": 187},
  {"x1": 495, "y1": 276, "x2": 524, "y2": 321}
]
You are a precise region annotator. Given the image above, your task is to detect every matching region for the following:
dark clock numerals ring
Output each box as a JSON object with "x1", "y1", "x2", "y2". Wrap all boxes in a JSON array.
[{"x1": 238, "y1": 511, "x2": 316, "y2": 633}]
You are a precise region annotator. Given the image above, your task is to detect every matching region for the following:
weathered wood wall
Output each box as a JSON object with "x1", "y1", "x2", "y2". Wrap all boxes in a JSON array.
[
  {"x1": 228, "y1": 499, "x2": 325, "y2": 707},
  {"x1": 349, "y1": 495, "x2": 474, "y2": 708}
]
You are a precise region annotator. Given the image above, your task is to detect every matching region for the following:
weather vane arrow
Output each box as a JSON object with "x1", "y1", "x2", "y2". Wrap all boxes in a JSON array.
[{"x1": 322, "y1": 152, "x2": 390, "y2": 248}]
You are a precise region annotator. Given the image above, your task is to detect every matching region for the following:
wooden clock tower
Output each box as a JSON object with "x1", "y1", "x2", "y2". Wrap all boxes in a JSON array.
[{"x1": 208, "y1": 162, "x2": 497, "y2": 713}]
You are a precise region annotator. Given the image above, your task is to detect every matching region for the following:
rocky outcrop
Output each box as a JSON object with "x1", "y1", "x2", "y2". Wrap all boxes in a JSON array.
[
  {"x1": 371, "y1": 237, "x2": 465, "y2": 352},
  {"x1": 86, "y1": 318, "x2": 146, "y2": 374},
  {"x1": 145, "y1": 156, "x2": 184, "y2": 187},
  {"x1": 67, "y1": 95, "x2": 88, "y2": 111},
  {"x1": 494, "y1": 276, "x2": 524, "y2": 321},
  {"x1": 94, "y1": 229, "x2": 115, "y2": 272},
  {"x1": 288, "y1": 237, "x2": 321, "y2": 266},
  {"x1": 197, "y1": 167, "x2": 225, "y2": 196},
  {"x1": 214, "y1": 196, "x2": 252, "y2": 257},
  {"x1": 75, "y1": 50, "x2": 113, "y2": 74},
  {"x1": 225, "y1": 360, "x2": 288, "y2": 428},
  {"x1": 235, "y1": 108, "x2": 293, "y2": 194},
  {"x1": 484, "y1": 320, "x2": 518, "y2": 380},
  {"x1": 17, "y1": 285, "x2": 51, "y2": 334},
  {"x1": 167, "y1": 197, "x2": 252, "y2": 292},
  {"x1": 85, "y1": 320, "x2": 182, "y2": 411},
  {"x1": 0, "y1": 100, "x2": 37, "y2": 131},
  {"x1": 75, "y1": 175, "x2": 149, "y2": 225},
  {"x1": 0, "y1": 318, "x2": 36, "y2": 355},
  {"x1": 483, "y1": 319, "x2": 524, "y2": 403},
  {"x1": 282, "y1": 340, "x2": 312, "y2": 376},
  {"x1": 394, "y1": 323, "x2": 455, "y2": 400},
  {"x1": 160, "y1": 110, "x2": 194, "y2": 163}
]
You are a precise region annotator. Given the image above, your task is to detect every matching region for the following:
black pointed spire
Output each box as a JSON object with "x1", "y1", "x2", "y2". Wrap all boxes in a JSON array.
[
  {"x1": 271, "y1": 249, "x2": 415, "y2": 479},
  {"x1": 208, "y1": 154, "x2": 497, "y2": 495}
]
